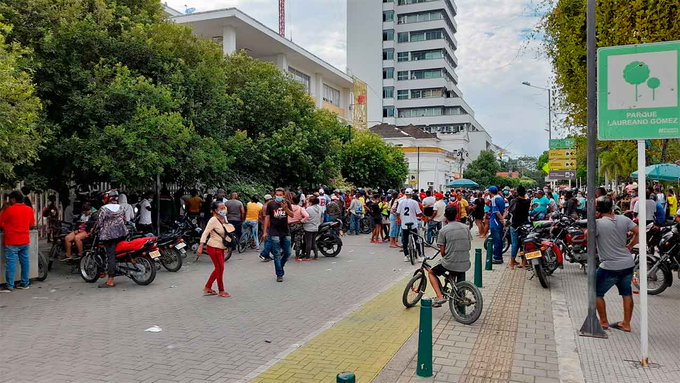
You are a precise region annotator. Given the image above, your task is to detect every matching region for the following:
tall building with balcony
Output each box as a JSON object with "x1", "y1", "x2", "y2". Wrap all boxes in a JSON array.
[{"x1": 347, "y1": 0, "x2": 493, "y2": 185}]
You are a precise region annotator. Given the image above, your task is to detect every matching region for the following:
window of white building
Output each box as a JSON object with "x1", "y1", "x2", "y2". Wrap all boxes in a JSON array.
[
  {"x1": 323, "y1": 84, "x2": 341, "y2": 106},
  {"x1": 288, "y1": 67, "x2": 310, "y2": 94}
]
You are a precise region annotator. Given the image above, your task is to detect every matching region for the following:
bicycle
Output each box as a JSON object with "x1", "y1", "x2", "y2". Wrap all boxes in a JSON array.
[
  {"x1": 237, "y1": 224, "x2": 257, "y2": 254},
  {"x1": 403, "y1": 222, "x2": 423, "y2": 265},
  {"x1": 402, "y1": 237, "x2": 483, "y2": 325}
]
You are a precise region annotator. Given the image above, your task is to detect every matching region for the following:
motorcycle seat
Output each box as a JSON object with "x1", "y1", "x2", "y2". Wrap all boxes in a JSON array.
[
  {"x1": 115, "y1": 238, "x2": 154, "y2": 254},
  {"x1": 533, "y1": 221, "x2": 553, "y2": 229},
  {"x1": 318, "y1": 222, "x2": 335, "y2": 230}
]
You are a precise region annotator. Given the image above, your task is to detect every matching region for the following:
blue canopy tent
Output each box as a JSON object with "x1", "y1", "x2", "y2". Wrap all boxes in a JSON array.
[
  {"x1": 447, "y1": 179, "x2": 480, "y2": 189},
  {"x1": 631, "y1": 163, "x2": 680, "y2": 182}
]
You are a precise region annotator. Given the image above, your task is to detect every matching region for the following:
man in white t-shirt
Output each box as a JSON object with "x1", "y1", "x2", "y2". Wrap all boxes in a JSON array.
[
  {"x1": 428, "y1": 193, "x2": 446, "y2": 244},
  {"x1": 397, "y1": 188, "x2": 422, "y2": 262},
  {"x1": 138, "y1": 192, "x2": 153, "y2": 233}
]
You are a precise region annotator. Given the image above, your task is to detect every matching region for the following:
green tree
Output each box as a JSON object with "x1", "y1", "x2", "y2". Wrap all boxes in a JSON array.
[
  {"x1": 341, "y1": 131, "x2": 408, "y2": 189},
  {"x1": 463, "y1": 151, "x2": 501, "y2": 189},
  {"x1": 0, "y1": 23, "x2": 43, "y2": 184},
  {"x1": 536, "y1": 151, "x2": 550, "y2": 175},
  {"x1": 647, "y1": 77, "x2": 661, "y2": 100},
  {"x1": 623, "y1": 61, "x2": 650, "y2": 102}
]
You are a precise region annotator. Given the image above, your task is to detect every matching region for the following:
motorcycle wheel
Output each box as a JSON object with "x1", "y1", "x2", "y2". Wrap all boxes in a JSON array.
[
  {"x1": 360, "y1": 218, "x2": 372, "y2": 234},
  {"x1": 402, "y1": 271, "x2": 426, "y2": 308},
  {"x1": 48, "y1": 242, "x2": 60, "y2": 271},
  {"x1": 129, "y1": 255, "x2": 156, "y2": 286},
  {"x1": 224, "y1": 249, "x2": 233, "y2": 262},
  {"x1": 79, "y1": 253, "x2": 100, "y2": 283},
  {"x1": 533, "y1": 259, "x2": 550, "y2": 289},
  {"x1": 633, "y1": 259, "x2": 671, "y2": 296},
  {"x1": 318, "y1": 234, "x2": 342, "y2": 257},
  {"x1": 449, "y1": 280, "x2": 483, "y2": 325},
  {"x1": 160, "y1": 248, "x2": 183, "y2": 272},
  {"x1": 36, "y1": 252, "x2": 48, "y2": 281},
  {"x1": 237, "y1": 237, "x2": 248, "y2": 254}
]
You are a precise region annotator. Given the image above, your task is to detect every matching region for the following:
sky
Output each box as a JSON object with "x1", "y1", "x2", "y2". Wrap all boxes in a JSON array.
[{"x1": 165, "y1": 0, "x2": 554, "y2": 157}]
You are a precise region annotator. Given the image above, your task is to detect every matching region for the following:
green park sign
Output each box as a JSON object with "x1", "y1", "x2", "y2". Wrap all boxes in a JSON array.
[
  {"x1": 549, "y1": 139, "x2": 575, "y2": 150},
  {"x1": 598, "y1": 41, "x2": 680, "y2": 140}
]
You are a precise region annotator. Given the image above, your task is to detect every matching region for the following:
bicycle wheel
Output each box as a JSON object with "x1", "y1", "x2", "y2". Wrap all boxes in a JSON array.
[
  {"x1": 237, "y1": 236, "x2": 248, "y2": 253},
  {"x1": 408, "y1": 236, "x2": 416, "y2": 265},
  {"x1": 402, "y1": 271, "x2": 427, "y2": 308},
  {"x1": 449, "y1": 280, "x2": 483, "y2": 325}
]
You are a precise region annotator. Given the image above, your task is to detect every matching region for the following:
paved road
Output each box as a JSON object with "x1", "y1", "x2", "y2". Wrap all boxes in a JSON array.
[{"x1": 0, "y1": 235, "x2": 411, "y2": 383}]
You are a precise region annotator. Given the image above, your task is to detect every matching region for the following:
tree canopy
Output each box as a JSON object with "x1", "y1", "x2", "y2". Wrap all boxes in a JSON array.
[
  {"x1": 340, "y1": 130, "x2": 409, "y2": 190},
  {"x1": 0, "y1": 0, "x2": 408, "y2": 192}
]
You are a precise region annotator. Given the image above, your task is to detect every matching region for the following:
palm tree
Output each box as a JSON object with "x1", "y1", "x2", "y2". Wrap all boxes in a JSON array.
[{"x1": 600, "y1": 150, "x2": 625, "y2": 190}]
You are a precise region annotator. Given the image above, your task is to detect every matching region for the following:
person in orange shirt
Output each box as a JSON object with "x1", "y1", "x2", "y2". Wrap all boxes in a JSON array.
[{"x1": 185, "y1": 189, "x2": 203, "y2": 219}]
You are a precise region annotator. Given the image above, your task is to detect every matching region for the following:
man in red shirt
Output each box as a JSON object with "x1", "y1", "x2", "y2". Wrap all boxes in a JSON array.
[{"x1": 1, "y1": 191, "x2": 35, "y2": 292}]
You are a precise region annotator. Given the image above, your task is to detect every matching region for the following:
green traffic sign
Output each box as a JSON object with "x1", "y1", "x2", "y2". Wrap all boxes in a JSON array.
[
  {"x1": 549, "y1": 139, "x2": 575, "y2": 150},
  {"x1": 598, "y1": 41, "x2": 680, "y2": 140}
]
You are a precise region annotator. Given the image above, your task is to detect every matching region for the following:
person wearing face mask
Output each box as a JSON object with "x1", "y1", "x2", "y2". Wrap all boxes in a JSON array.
[
  {"x1": 263, "y1": 188, "x2": 294, "y2": 282},
  {"x1": 197, "y1": 201, "x2": 232, "y2": 298}
]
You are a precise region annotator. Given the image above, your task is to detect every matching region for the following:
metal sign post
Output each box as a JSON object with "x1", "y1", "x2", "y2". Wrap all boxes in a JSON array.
[
  {"x1": 637, "y1": 140, "x2": 649, "y2": 366},
  {"x1": 596, "y1": 36, "x2": 680, "y2": 366}
]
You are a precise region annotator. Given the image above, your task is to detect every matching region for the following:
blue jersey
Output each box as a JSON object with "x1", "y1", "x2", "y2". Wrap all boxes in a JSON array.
[{"x1": 490, "y1": 196, "x2": 505, "y2": 229}]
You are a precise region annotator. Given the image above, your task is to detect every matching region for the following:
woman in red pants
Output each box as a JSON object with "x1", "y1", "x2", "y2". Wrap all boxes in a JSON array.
[{"x1": 197, "y1": 201, "x2": 233, "y2": 298}]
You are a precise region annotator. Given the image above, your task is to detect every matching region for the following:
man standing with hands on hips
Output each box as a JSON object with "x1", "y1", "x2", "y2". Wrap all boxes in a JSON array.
[
  {"x1": 488, "y1": 186, "x2": 506, "y2": 265},
  {"x1": 0, "y1": 191, "x2": 35, "y2": 292},
  {"x1": 263, "y1": 188, "x2": 294, "y2": 282}
]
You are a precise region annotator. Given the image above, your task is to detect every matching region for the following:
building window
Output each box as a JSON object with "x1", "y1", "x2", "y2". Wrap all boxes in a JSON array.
[
  {"x1": 398, "y1": 107, "x2": 443, "y2": 118},
  {"x1": 288, "y1": 66, "x2": 310, "y2": 94},
  {"x1": 397, "y1": 71, "x2": 409, "y2": 81},
  {"x1": 397, "y1": 52, "x2": 409, "y2": 62},
  {"x1": 411, "y1": 88, "x2": 444, "y2": 99},
  {"x1": 409, "y1": 29, "x2": 443, "y2": 43},
  {"x1": 382, "y1": 67, "x2": 394, "y2": 79},
  {"x1": 323, "y1": 84, "x2": 341, "y2": 106},
  {"x1": 383, "y1": 10, "x2": 395, "y2": 22},
  {"x1": 383, "y1": 0, "x2": 394, "y2": 3},
  {"x1": 411, "y1": 49, "x2": 444, "y2": 61},
  {"x1": 383, "y1": 87, "x2": 394, "y2": 99},
  {"x1": 397, "y1": 32, "x2": 409, "y2": 43},
  {"x1": 382, "y1": 29, "x2": 394, "y2": 41},
  {"x1": 411, "y1": 69, "x2": 443, "y2": 80},
  {"x1": 397, "y1": 90, "x2": 409, "y2": 100},
  {"x1": 383, "y1": 48, "x2": 394, "y2": 60},
  {"x1": 397, "y1": 10, "x2": 444, "y2": 25},
  {"x1": 383, "y1": 106, "x2": 395, "y2": 118}
]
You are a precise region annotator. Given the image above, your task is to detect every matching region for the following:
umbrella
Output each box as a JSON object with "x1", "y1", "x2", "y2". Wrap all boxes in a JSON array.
[
  {"x1": 631, "y1": 163, "x2": 680, "y2": 182},
  {"x1": 447, "y1": 179, "x2": 480, "y2": 189}
]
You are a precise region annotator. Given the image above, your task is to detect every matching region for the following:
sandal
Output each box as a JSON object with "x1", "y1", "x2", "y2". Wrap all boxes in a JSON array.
[
  {"x1": 98, "y1": 282, "x2": 115, "y2": 288},
  {"x1": 610, "y1": 322, "x2": 631, "y2": 332},
  {"x1": 203, "y1": 289, "x2": 217, "y2": 296},
  {"x1": 218, "y1": 292, "x2": 231, "y2": 298}
]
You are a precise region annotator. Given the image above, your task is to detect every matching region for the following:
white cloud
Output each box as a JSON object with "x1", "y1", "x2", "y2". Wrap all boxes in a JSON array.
[{"x1": 166, "y1": 0, "x2": 553, "y2": 156}]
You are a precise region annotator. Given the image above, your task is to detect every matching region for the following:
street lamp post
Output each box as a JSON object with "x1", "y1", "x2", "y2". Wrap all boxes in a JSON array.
[
  {"x1": 521, "y1": 82, "x2": 552, "y2": 143},
  {"x1": 455, "y1": 149, "x2": 468, "y2": 179}
]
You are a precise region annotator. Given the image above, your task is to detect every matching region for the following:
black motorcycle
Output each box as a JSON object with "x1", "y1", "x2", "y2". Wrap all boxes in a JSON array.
[
  {"x1": 634, "y1": 222, "x2": 680, "y2": 296},
  {"x1": 155, "y1": 229, "x2": 185, "y2": 272},
  {"x1": 317, "y1": 220, "x2": 343, "y2": 257}
]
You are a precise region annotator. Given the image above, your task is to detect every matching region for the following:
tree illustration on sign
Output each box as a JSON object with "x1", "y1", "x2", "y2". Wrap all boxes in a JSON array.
[
  {"x1": 623, "y1": 61, "x2": 650, "y2": 102},
  {"x1": 647, "y1": 77, "x2": 661, "y2": 101}
]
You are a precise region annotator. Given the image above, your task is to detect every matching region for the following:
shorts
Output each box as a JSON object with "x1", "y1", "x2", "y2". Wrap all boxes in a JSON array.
[
  {"x1": 431, "y1": 264, "x2": 465, "y2": 282},
  {"x1": 596, "y1": 267, "x2": 634, "y2": 297}
]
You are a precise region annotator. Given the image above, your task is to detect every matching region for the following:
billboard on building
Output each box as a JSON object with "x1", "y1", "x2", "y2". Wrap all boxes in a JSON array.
[{"x1": 353, "y1": 78, "x2": 368, "y2": 130}]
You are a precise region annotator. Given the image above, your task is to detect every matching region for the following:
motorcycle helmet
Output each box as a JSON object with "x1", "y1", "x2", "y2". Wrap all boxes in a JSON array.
[
  {"x1": 103, "y1": 189, "x2": 119, "y2": 204},
  {"x1": 595, "y1": 196, "x2": 613, "y2": 214}
]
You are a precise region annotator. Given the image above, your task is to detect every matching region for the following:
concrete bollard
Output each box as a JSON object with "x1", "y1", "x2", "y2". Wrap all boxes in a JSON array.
[
  {"x1": 416, "y1": 297, "x2": 433, "y2": 378},
  {"x1": 336, "y1": 372, "x2": 355, "y2": 383},
  {"x1": 474, "y1": 248, "x2": 483, "y2": 288},
  {"x1": 485, "y1": 238, "x2": 493, "y2": 271}
]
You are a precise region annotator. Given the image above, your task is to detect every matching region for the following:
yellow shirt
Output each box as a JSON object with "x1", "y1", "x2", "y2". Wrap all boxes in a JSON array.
[
  {"x1": 245, "y1": 202, "x2": 263, "y2": 222},
  {"x1": 668, "y1": 195, "x2": 677, "y2": 217},
  {"x1": 458, "y1": 198, "x2": 469, "y2": 219}
]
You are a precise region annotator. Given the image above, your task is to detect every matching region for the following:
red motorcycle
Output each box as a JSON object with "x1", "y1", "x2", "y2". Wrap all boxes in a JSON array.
[
  {"x1": 522, "y1": 221, "x2": 564, "y2": 289},
  {"x1": 79, "y1": 236, "x2": 159, "y2": 285}
]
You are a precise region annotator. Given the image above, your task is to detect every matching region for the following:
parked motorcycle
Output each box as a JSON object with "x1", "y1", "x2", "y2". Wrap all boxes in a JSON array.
[
  {"x1": 176, "y1": 215, "x2": 204, "y2": 253},
  {"x1": 523, "y1": 220, "x2": 563, "y2": 289},
  {"x1": 633, "y1": 222, "x2": 680, "y2": 295},
  {"x1": 79, "y1": 236, "x2": 159, "y2": 285},
  {"x1": 155, "y1": 229, "x2": 185, "y2": 272},
  {"x1": 317, "y1": 220, "x2": 343, "y2": 257}
]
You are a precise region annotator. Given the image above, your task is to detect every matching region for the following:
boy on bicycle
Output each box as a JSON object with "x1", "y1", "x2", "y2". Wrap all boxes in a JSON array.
[{"x1": 428, "y1": 206, "x2": 472, "y2": 307}]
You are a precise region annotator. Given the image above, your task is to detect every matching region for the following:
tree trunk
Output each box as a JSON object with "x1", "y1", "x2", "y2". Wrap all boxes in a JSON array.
[{"x1": 660, "y1": 139, "x2": 669, "y2": 163}]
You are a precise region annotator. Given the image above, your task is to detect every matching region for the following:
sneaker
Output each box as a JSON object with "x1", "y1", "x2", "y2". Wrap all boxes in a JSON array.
[
  {"x1": 16, "y1": 284, "x2": 30, "y2": 290},
  {"x1": 0, "y1": 287, "x2": 13, "y2": 293},
  {"x1": 276, "y1": 277, "x2": 283, "y2": 282},
  {"x1": 404, "y1": 256, "x2": 410, "y2": 262},
  {"x1": 492, "y1": 259, "x2": 504, "y2": 265},
  {"x1": 259, "y1": 255, "x2": 271, "y2": 262}
]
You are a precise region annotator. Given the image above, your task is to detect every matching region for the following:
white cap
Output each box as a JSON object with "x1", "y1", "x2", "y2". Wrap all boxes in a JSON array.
[
  {"x1": 405, "y1": 188, "x2": 414, "y2": 195},
  {"x1": 264, "y1": 194, "x2": 272, "y2": 200},
  {"x1": 319, "y1": 188, "x2": 325, "y2": 194}
]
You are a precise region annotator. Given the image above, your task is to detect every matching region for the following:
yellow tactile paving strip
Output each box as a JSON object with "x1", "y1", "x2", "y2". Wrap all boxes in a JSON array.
[{"x1": 251, "y1": 276, "x2": 429, "y2": 383}]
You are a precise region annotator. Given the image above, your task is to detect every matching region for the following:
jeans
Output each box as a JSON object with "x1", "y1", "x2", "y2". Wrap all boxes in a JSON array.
[
  {"x1": 389, "y1": 215, "x2": 400, "y2": 238},
  {"x1": 243, "y1": 221, "x2": 259, "y2": 249},
  {"x1": 402, "y1": 227, "x2": 421, "y2": 258},
  {"x1": 103, "y1": 237, "x2": 124, "y2": 277},
  {"x1": 349, "y1": 214, "x2": 361, "y2": 235},
  {"x1": 510, "y1": 226, "x2": 519, "y2": 261},
  {"x1": 4, "y1": 245, "x2": 30, "y2": 289},
  {"x1": 271, "y1": 235, "x2": 292, "y2": 278},
  {"x1": 427, "y1": 221, "x2": 441, "y2": 244},
  {"x1": 490, "y1": 227, "x2": 504, "y2": 262},
  {"x1": 230, "y1": 220, "x2": 243, "y2": 242},
  {"x1": 260, "y1": 230, "x2": 272, "y2": 260},
  {"x1": 304, "y1": 230, "x2": 318, "y2": 258}
]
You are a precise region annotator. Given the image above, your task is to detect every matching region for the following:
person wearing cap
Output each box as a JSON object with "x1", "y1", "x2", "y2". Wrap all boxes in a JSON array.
[
  {"x1": 488, "y1": 186, "x2": 506, "y2": 264},
  {"x1": 397, "y1": 188, "x2": 423, "y2": 262},
  {"x1": 94, "y1": 190, "x2": 128, "y2": 288}
]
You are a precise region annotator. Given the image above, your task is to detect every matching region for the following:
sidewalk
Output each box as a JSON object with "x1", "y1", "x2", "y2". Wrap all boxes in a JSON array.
[{"x1": 377, "y1": 242, "x2": 562, "y2": 383}]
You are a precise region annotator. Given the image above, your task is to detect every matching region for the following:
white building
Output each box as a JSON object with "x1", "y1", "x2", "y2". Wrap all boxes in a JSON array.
[
  {"x1": 371, "y1": 124, "x2": 463, "y2": 191},
  {"x1": 347, "y1": 0, "x2": 493, "y2": 169},
  {"x1": 168, "y1": 6, "x2": 354, "y2": 122}
]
